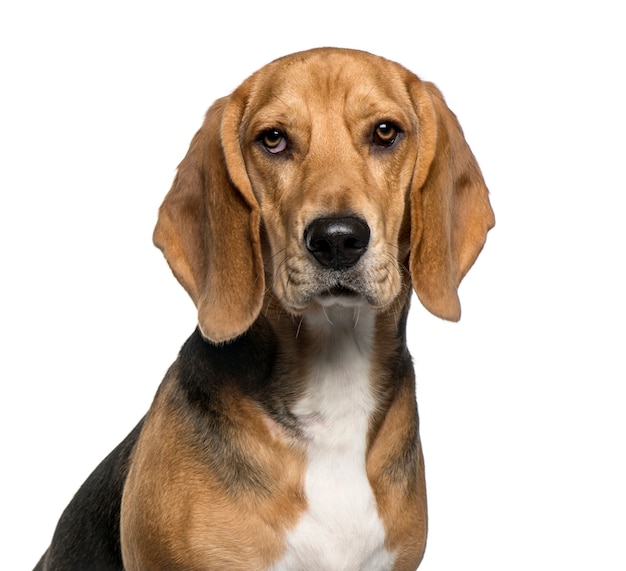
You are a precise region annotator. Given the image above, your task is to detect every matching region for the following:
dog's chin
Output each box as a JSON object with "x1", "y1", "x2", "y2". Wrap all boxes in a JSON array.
[
  {"x1": 314, "y1": 286, "x2": 367, "y2": 309},
  {"x1": 281, "y1": 286, "x2": 393, "y2": 314}
]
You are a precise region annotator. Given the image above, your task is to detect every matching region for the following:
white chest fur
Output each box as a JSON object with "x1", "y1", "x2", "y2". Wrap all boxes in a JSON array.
[{"x1": 271, "y1": 306, "x2": 395, "y2": 570}]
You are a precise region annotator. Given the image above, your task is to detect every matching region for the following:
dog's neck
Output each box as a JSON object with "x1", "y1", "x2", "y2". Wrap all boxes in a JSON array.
[
  {"x1": 293, "y1": 303, "x2": 377, "y2": 427},
  {"x1": 300, "y1": 303, "x2": 377, "y2": 362},
  {"x1": 179, "y1": 287, "x2": 413, "y2": 446},
  {"x1": 259, "y1": 286, "x2": 413, "y2": 435}
]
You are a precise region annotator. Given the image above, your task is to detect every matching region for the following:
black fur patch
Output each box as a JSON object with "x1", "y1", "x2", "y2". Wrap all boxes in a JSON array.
[
  {"x1": 34, "y1": 419, "x2": 144, "y2": 571},
  {"x1": 173, "y1": 324, "x2": 281, "y2": 496}
]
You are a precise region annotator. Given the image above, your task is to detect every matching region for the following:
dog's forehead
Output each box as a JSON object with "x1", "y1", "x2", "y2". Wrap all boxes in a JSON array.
[{"x1": 242, "y1": 49, "x2": 413, "y2": 118}]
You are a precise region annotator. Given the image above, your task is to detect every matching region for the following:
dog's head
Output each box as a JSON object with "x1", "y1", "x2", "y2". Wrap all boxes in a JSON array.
[{"x1": 154, "y1": 48, "x2": 494, "y2": 343}]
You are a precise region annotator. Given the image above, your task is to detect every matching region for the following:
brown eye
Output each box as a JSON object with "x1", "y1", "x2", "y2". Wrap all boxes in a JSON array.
[
  {"x1": 372, "y1": 122, "x2": 400, "y2": 147},
  {"x1": 260, "y1": 129, "x2": 287, "y2": 154}
]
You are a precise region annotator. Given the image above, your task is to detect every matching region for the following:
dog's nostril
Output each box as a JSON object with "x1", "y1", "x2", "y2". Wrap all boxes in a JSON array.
[{"x1": 304, "y1": 216, "x2": 370, "y2": 269}]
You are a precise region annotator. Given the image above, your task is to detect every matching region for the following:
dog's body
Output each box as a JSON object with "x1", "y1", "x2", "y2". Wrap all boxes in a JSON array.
[{"x1": 36, "y1": 48, "x2": 493, "y2": 570}]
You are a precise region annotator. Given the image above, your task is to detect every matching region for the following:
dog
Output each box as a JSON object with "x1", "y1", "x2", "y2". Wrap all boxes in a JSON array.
[{"x1": 35, "y1": 47, "x2": 494, "y2": 570}]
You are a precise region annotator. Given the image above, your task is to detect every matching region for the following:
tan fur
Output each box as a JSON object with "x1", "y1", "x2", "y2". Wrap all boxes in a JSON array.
[
  {"x1": 368, "y1": 363, "x2": 428, "y2": 570},
  {"x1": 409, "y1": 81, "x2": 495, "y2": 320},
  {"x1": 121, "y1": 370, "x2": 307, "y2": 570},
  {"x1": 126, "y1": 47, "x2": 494, "y2": 569},
  {"x1": 153, "y1": 98, "x2": 265, "y2": 343}
]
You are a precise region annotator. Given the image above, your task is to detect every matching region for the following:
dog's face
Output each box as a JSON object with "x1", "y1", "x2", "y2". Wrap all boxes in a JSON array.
[
  {"x1": 238, "y1": 52, "x2": 418, "y2": 313},
  {"x1": 154, "y1": 48, "x2": 494, "y2": 343}
]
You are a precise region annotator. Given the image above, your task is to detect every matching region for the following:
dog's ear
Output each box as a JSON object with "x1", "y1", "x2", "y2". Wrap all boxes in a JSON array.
[
  {"x1": 409, "y1": 81, "x2": 495, "y2": 321},
  {"x1": 153, "y1": 95, "x2": 264, "y2": 343}
]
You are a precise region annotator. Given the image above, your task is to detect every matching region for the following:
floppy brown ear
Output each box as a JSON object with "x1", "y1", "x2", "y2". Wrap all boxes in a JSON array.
[
  {"x1": 409, "y1": 81, "x2": 495, "y2": 321},
  {"x1": 153, "y1": 96, "x2": 264, "y2": 343}
]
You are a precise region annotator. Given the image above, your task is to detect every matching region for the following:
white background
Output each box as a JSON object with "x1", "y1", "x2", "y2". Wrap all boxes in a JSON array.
[{"x1": 2, "y1": 1, "x2": 624, "y2": 569}]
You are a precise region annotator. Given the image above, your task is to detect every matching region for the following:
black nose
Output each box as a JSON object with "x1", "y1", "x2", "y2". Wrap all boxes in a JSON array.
[{"x1": 304, "y1": 216, "x2": 370, "y2": 269}]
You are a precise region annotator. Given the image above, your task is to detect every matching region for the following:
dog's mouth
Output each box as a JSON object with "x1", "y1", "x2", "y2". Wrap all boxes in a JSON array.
[
  {"x1": 314, "y1": 284, "x2": 368, "y2": 308},
  {"x1": 322, "y1": 285, "x2": 360, "y2": 298},
  {"x1": 273, "y1": 249, "x2": 402, "y2": 313}
]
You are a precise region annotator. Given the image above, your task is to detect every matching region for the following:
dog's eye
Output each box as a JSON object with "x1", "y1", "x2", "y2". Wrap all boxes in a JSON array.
[
  {"x1": 260, "y1": 129, "x2": 288, "y2": 154},
  {"x1": 372, "y1": 122, "x2": 400, "y2": 147}
]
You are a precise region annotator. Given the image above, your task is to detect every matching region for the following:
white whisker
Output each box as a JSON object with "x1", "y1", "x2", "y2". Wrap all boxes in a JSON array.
[
  {"x1": 295, "y1": 316, "x2": 304, "y2": 339},
  {"x1": 322, "y1": 305, "x2": 334, "y2": 326}
]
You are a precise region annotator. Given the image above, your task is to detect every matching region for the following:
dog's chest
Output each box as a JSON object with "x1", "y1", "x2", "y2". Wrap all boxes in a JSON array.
[{"x1": 270, "y1": 309, "x2": 395, "y2": 570}]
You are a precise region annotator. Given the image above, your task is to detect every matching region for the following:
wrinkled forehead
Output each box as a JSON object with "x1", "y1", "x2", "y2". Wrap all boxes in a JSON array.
[{"x1": 239, "y1": 50, "x2": 415, "y2": 131}]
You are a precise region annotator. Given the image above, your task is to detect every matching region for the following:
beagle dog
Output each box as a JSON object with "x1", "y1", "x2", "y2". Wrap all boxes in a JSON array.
[{"x1": 35, "y1": 47, "x2": 494, "y2": 570}]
